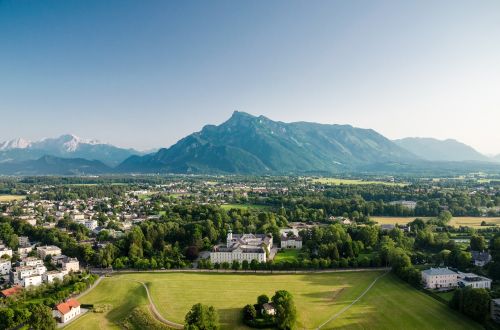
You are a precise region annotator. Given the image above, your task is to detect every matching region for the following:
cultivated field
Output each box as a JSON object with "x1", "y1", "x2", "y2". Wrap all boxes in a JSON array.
[
  {"x1": 372, "y1": 216, "x2": 500, "y2": 228},
  {"x1": 311, "y1": 178, "x2": 405, "y2": 186},
  {"x1": 66, "y1": 271, "x2": 479, "y2": 330},
  {"x1": 0, "y1": 194, "x2": 26, "y2": 202}
]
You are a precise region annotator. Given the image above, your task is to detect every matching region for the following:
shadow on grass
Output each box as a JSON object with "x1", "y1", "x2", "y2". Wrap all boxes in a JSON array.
[{"x1": 105, "y1": 283, "x2": 148, "y2": 324}]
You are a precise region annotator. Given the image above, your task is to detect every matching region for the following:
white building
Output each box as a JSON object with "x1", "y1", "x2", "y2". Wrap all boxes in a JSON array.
[
  {"x1": 43, "y1": 270, "x2": 68, "y2": 283},
  {"x1": 22, "y1": 275, "x2": 42, "y2": 287},
  {"x1": 0, "y1": 244, "x2": 13, "y2": 259},
  {"x1": 18, "y1": 245, "x2": 34, "y2": 257},
  {"x1": 10, "y1": 265, "x2": 47, "y2": 286},
  {"x1": 457, "y1": 272, "x2": 492, "y2": 289},
  {"x1": 18, "y1": 257, "x2": 44, "y2": 267},
  {"x1": 53, "y1": 299, "x2": 81, "y2": 323},
  {"x1": 0, "y1": 259, "x2": 11, "y2": 275},
  {"x1": 471, "y1": 251, "x2": 492, "y2": 267},
  {"x1": 62, "y1": 258, "x2": 80, "y2": 272},
  {"x1": 421, "y1": 267, "x2": 458, "y2": 289},
  {"x1": 280, "y1": 234, "x2": 302, "y2": 249},
  {"x1": 210, "y1": 231, "x2": 273, "y2": 264},
  {"x1": 37, "y1": 245, "x2": 62, "y2": 259},
  {"x1": 18, "y1": 236, "x2": 30, "y2": 247}
]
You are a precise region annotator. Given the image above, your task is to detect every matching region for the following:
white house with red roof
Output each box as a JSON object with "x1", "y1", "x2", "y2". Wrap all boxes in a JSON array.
[{"x1": 53, "y1": 298, "x2": 81, "y2": 323}]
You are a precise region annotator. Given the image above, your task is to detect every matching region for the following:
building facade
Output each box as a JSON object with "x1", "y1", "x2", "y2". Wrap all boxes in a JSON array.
[
  {"x1": 421, "y1": 268, "x2": 458, "y2": 289},
  {"x1": 210, "y1": 231, "x2": 272, "y2": 264}
]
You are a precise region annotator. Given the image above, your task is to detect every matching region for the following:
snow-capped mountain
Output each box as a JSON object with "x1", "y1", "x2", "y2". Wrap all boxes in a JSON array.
[
  {"x1": 0, "y1": 134, "x2": 141, "y2": 166},
  {"x1": 0, "y1": 138, "x2": 32, "y2": 150}
]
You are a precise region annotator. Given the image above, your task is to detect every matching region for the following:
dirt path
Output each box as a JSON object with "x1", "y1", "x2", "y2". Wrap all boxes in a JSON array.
[
  {"x1": 133, "y1": 280, "x2": 184, "y2": 329},
  {"x1": 316, "y1": 271, "x2": 389, "y2": 329}
]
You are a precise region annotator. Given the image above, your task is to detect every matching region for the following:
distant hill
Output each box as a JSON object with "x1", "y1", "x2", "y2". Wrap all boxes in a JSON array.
[
  {"x1": 0, "y1": 155, "x2": 111, "y2": 175},
  {"x1": 118, "y1": 111, "x2": 418, "y2": 174},
  {"x1": 0, "y1": 134, "x2": 141, "y2": 166},
  {"x1": 393, "y1": 137, "x2": 490, "y2": 162}
]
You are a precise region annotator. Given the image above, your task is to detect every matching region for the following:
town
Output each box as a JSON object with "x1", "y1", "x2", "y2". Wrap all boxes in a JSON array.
[{"x1": 0, "y1": 174, "x2": 499, "y2": 329}]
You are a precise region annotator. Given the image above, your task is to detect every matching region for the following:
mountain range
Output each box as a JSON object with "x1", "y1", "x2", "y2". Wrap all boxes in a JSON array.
[
  {"x1": 0, "y1": 134, "x2": 141, "y2": 167},
  {"x1": 1, "y1": 112, "x2": 499, "y2": 175}
]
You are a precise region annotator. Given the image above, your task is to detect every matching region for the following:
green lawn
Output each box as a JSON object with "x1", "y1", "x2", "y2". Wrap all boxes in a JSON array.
[
  {"x1": 274, "y1": 249, "x2": 302, "y2": 262},
  {"x1": 66, "y1": 271, "x2": 480, "y2": 330},
  {"x1": 330, "y1": 274, "x2": 478, "y2": 329},
  {"x1": 220, "y1": 203, "x2": 269, "y2": 211}
]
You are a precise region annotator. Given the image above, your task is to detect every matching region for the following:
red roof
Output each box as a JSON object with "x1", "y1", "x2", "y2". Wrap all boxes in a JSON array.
[
  {"x1": 55, "y1": 298, "x2": 80, "y2": 315},
  {"x1": 1, "y1": 286, "x2": 22, "y2": 297}
]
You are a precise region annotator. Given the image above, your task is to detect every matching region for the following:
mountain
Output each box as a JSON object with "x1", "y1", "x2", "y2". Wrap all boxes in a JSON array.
[
  {"x1": 118, "y1": 111, "x2": 419, "y2": 174},
  {"x1": 0, "y1": 134, "x2": 141, "y2": 166},
  {"x1": 393, "y1": 137, "x2": 490, "y2": 162},
  {"x1": 0, "y1": 156, "x2": 111, "y2": 175}
]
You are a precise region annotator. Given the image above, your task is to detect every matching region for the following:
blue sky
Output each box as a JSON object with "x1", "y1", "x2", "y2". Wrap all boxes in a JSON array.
[{"x1": 1, "y1": 0, "x2": 499, "y2": 153}]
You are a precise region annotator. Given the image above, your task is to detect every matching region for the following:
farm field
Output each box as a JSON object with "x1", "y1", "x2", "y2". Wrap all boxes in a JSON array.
[
  {"x1": 311, "y1": 178, "x2": 405, "y2": 186},
  {"x1": 372, "y1": 216, "x2": 500, "y2": 228},
  {"x1": 0, "y1": 194, "x2": 26, "y2": 202},
  {"x1": 66, "y1": 271, "x2": 480, "y2": 330}
]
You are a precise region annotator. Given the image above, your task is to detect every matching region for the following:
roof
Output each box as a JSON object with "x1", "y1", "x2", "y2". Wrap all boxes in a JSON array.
[
  {"x1": 1, "y1": 286, "x2": 22, "y2": 297},
  {"x1": 262, "y1": 303, "x2": 275, "y2": 311},
  {"x1": 56, "y1": 299, "x2": 80, "y2": 315},
  {"x1": 422, "y1": 267, "x2": 457, "y2": 276}
]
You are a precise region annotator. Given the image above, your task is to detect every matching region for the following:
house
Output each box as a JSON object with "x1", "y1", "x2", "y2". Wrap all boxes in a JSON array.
[
  {"x1": 0, "y1": 259, "x2": 11, "y2": 275},
  {"x1": 62, "y1": 257, "x2": 80, "y2": 273},
  {"x1": 43, "y1": 270, "x2": 68, "y2": 283},
  {"x1": 380, "y1": 224, "x2": 395, "y2": 231},
  {"x1": 17, "y1": 245, "x2": 34, "y2": 257},
  {"x1": 421, "y1": 267, "x2": 458, "y2": 289},
  {"x1": 0, "y1": 285, "x2": 22, "y2": 298},
  {"x1": 18, "y1": 236, "x2": 30, "y2": 247},
  {"x1": 210, "y1": 230, "x2": 273, "y2": 264},
  {"x1": 492, "y1": 299, "x2": 500, "y2": 323},
  {"x1": 22, "y1": 275, "x2": 42, "y2": 287},
  {"x1": 0, "y1": 243, "x2": 13, "y2": 259},
  {"x1": 37, "y1": 245, "x2": 62, "y2": 259},
  {"x1": 262, "y1": 303, "x2": 276, "y2": 316},
  {"x1": 457, "y1": 272, "x2": 492, "y2": 289},
  {"x1": 17, "y1": 257, "x2": 44, "y2": 267},
  {"x1": 471, "y1": 251, "x2": 492, "y2": 267},
  {"x1": 53, "y1": 299, "x2": 81, "y2": 323},
  {"x1": 280, "y1": 234, "x2": 302, "y2": 249},
  {"x1": 10, "y1": 264, "x2": 47, "y2": 286}
]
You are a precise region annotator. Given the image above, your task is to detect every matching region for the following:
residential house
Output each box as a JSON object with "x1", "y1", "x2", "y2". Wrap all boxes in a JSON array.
[
  {"x1": 0, "y1": 259, "x2": 11, "y2": 275},
  {"x1": 280, "y1": 234, "x2": 302, "y2": 249},
  {"x1": 37, "y1": 245, "x2": 62, "y2": 259},
  {"x1": 262, "y1": 303, "x2": 276, "y2": 316},
  {"x1": 471, "y1": 251, "x2": 492, "y2": 267},
  {"x1": 43, "y1": 270, "x2": 68, "y2": 283},
  {"x1": 0, "y1": 285, "x2": 22, "y2": 298},
  {"x1": 53, "y1": 299, "x2": 81, "y2": 323}
]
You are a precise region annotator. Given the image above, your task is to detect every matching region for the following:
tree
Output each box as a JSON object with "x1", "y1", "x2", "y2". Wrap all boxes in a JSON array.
[
  {"x1": 470, "y1": 235, "x2": 486, "y2": 251},
  {"x1": 450, "y1": 287, "x2": 490, "y2": 322},
  {"x1": 272, "y1": 290, "x2": 297, "y2": 330},
  {"x1": 243, "y1": 304, "x2": 257, "y2": 320},
  {"x1": 29, "y1": 304, "x2": 56, "y2": 330},
  {"x1": 0, "y1": 308, "x2": 14, "y2": 330},
  {"x1": 185, "y1": 303, "x2": 219, "y2": 330},
  {"x1": 438, "y1": 211, "x2": 452, "y2": 224},
  {"x1": 257, "y1": 294, "x2": 270, "y2": 306}
]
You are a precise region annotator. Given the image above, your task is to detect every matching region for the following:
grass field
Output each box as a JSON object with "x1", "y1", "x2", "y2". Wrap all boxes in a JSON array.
[
  {"x1": 66, "y1": 271, "x2": 480, "y2": 330},
  {"x1": 0, "y1": 194, "x2": 26, "y2": 202},
  {"x1": 311, "y1": 178, "x2": 405, "y2": 186},
  {"x1": 220, "y1": 203, "x2": 269, "y2": 211},
  {"x1": 274, "y1": 249, "x2": 302, "y2": 262},
  {"x1": 372, "y1": 216, "x2": 500, "y2": 228}
]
